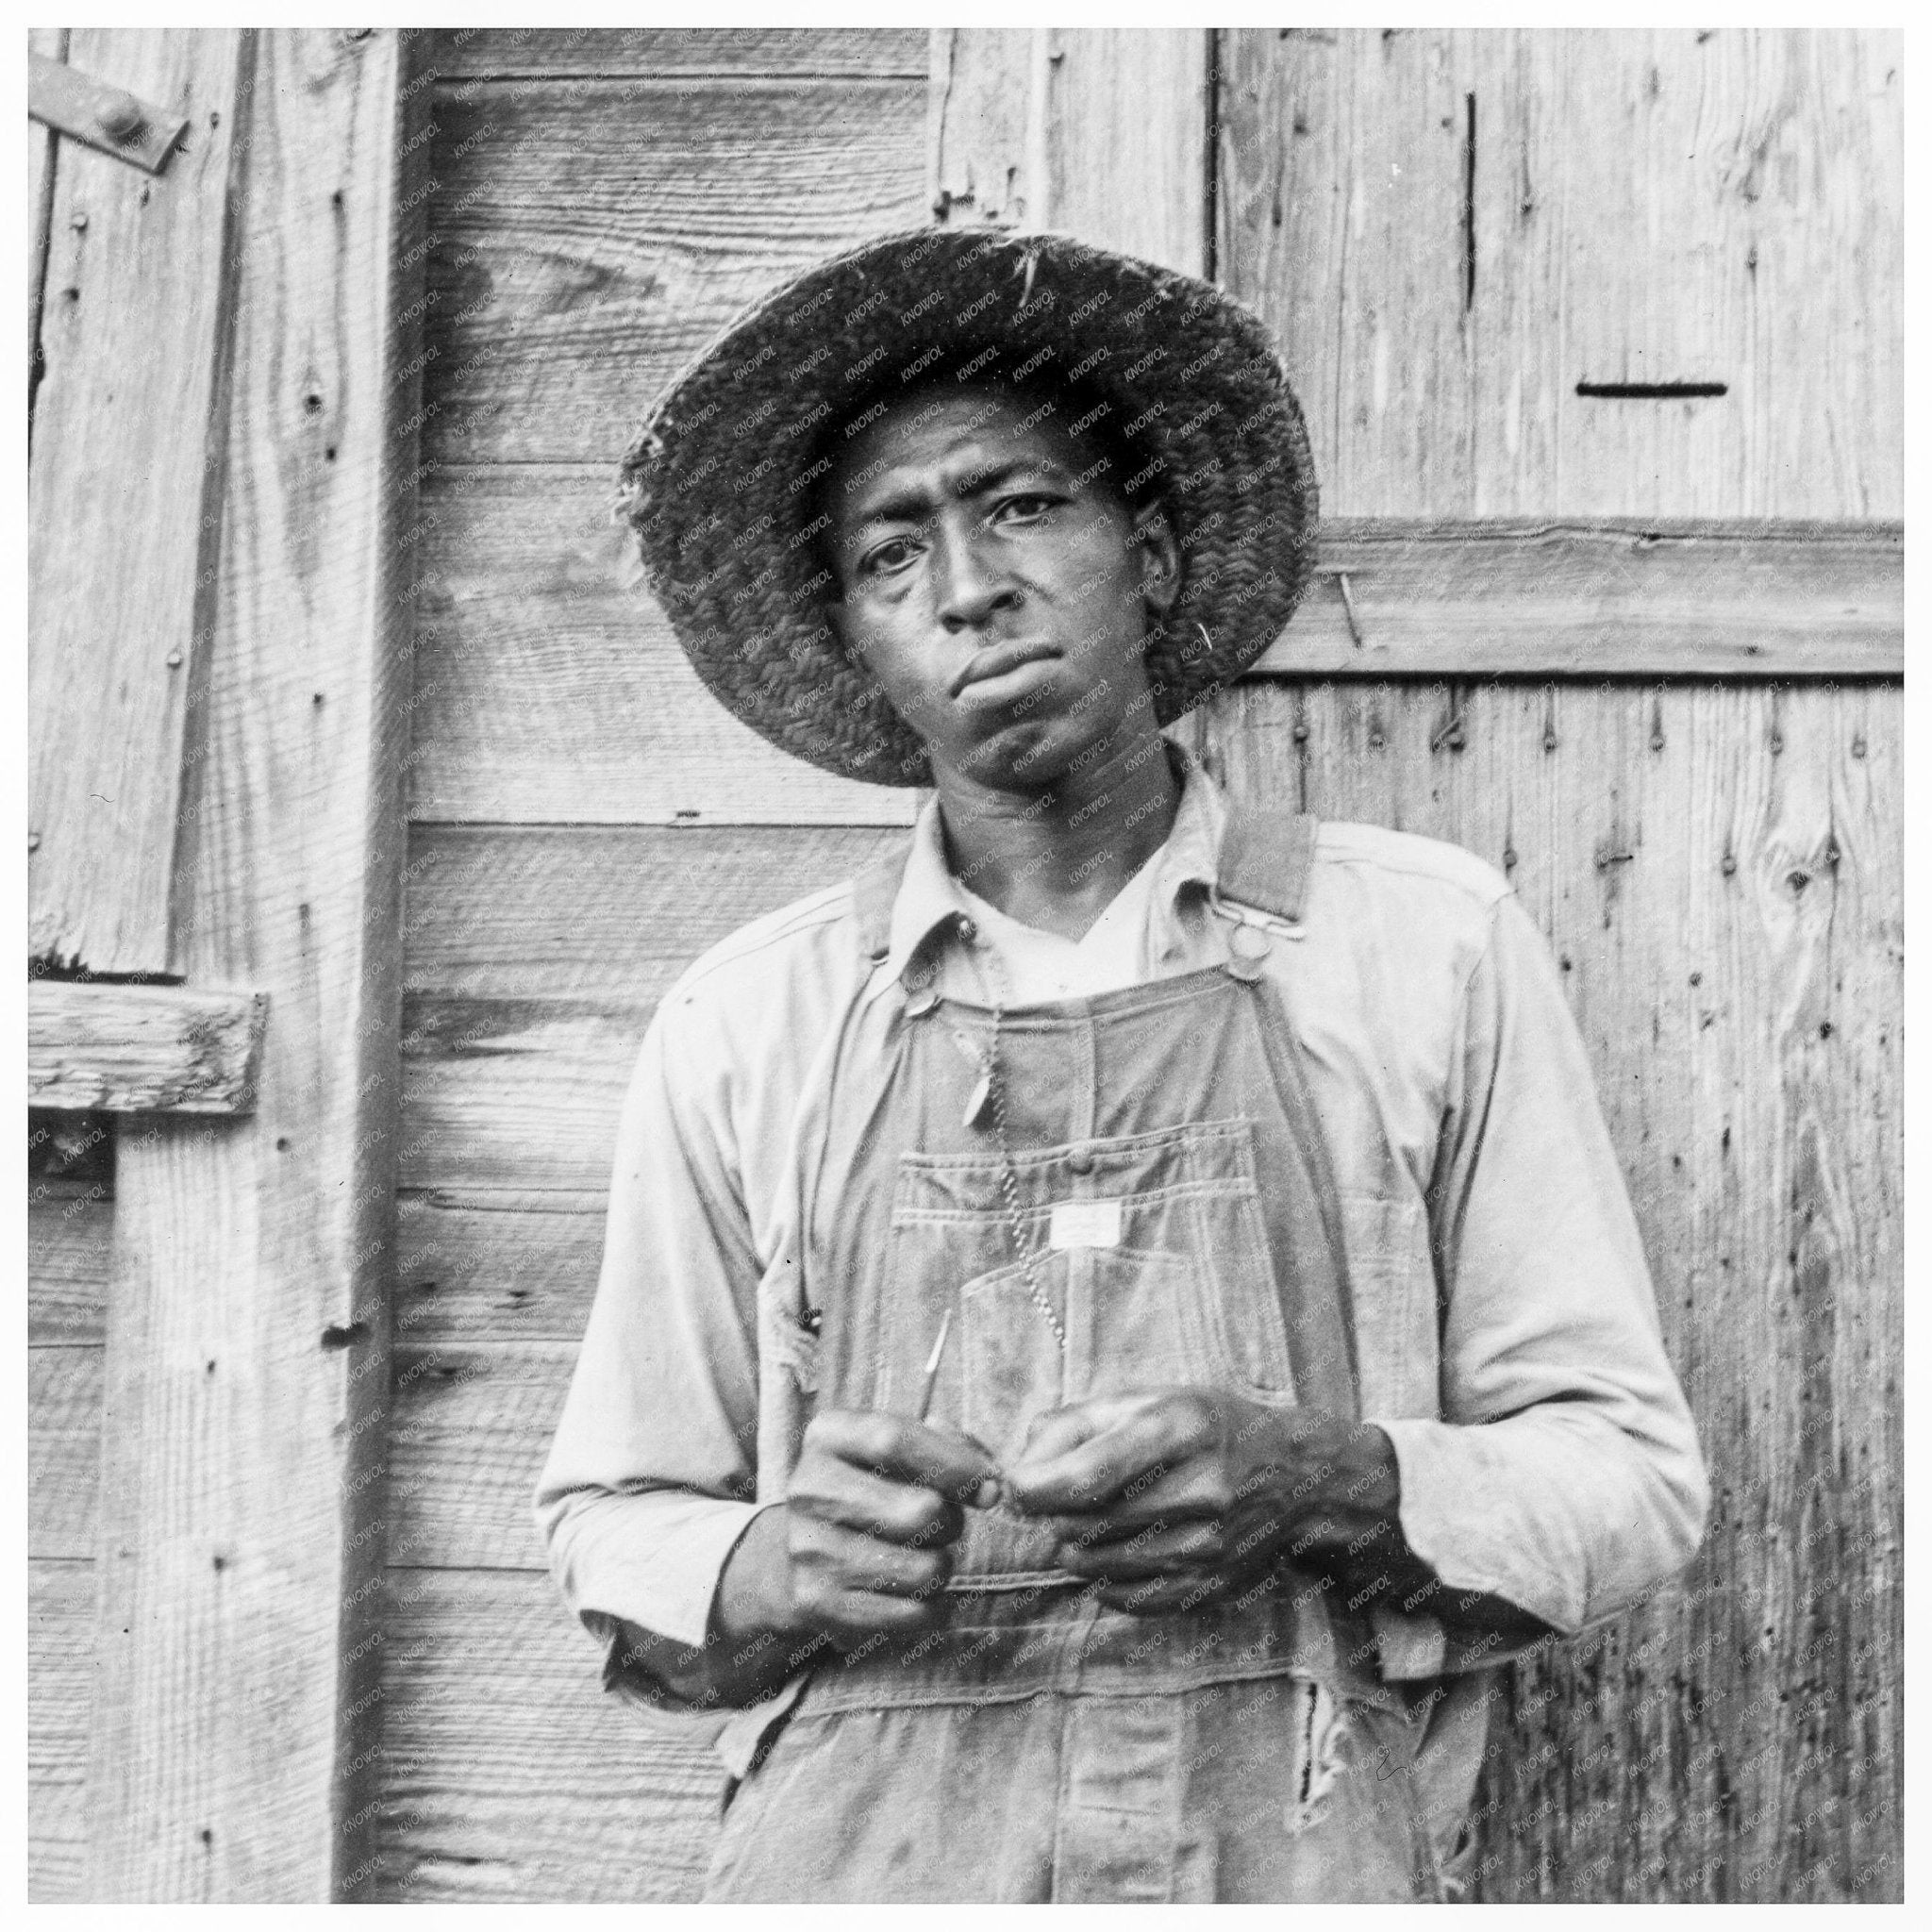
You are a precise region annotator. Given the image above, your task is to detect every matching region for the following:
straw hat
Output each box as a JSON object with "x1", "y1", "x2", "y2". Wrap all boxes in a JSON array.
[{"x1": 616, "y1": 226, "x2": 1317, "y2": 788}]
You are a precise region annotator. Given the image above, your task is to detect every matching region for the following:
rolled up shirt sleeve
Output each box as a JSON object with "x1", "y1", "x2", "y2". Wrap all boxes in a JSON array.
[
  {"x1": 533, "y1": 997, "x2": 779, "y2": 1746},
  {"x1": 1374, "y1": 891, "x2": 1710, "y2": 1642}
]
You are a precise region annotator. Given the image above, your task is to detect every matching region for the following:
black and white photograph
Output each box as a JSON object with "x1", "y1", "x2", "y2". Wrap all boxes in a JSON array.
[{"x1": 24, "y1": 18, "x2": 1905, "y2": 1906}]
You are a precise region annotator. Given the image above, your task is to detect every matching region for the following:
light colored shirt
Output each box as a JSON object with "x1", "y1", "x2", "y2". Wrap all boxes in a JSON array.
[
  {"x1": 951, "y1": 838, "x2": 1168, "y2": 1001},
  {"x1": 534, "y1": 746, "x2": 1709, "y2": 1826}
]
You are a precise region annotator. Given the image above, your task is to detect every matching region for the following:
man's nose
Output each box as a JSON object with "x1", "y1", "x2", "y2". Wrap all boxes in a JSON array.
[{"x1": 932, "y1": 522, "x2": 1020, "y2": 629}]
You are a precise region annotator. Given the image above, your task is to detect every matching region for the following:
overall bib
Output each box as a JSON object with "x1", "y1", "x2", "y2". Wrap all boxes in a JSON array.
[{"x1": 704, "y1": 809, "x2": 1443, "y2": 1903}]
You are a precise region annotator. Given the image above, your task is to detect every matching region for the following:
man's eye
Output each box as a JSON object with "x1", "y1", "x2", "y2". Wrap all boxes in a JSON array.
[
  {"x1": 860, "y1": 537, "x2": 921, "y2": 576},
  {"x1": 993, "y1": 493, "x2": 1058, "y2": 525}
]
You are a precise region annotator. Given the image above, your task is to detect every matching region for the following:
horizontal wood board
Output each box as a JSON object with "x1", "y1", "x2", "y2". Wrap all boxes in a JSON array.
[
  {"x1": 397, "y1": 824, "x2": 905, "y2": 1191},
  {"x1": 372, "y1": 1566, "x2": 716, "y2": 1900},
  {"x1": 417, "y1": 76, "x2": 930, "y2": 470},
  {"x1": 407, "y1": 468, "x2": 917, "y2": 824},
  {"x1": 1264, "y1": 522, "x2": 1900, "y2": 677},
  {"x1": 30, "y1": 1344, "x2": 101, "y2": 1560},
  {"x1": 407, "y1": 467, "x2": 1894, "y2": 828},
  {"x1": 426, "y1": 27, "x2": 927, "y2": 78},
  {"x1": 29, "y1": 1191, "x2": 114, "y2": 1343},
  {"x1": 30, "y1": 1559, "x2": 95, "y2": 1902},
  {"x1": 1222, "y1": 28, "x2": 1902, "y2": 520},
  {"x1": 28, "y1": 1167, "x2": 105, "y2": 1900},
  {"x1": 28, "y1": 982, "x2": 268, "y2": 1115}
]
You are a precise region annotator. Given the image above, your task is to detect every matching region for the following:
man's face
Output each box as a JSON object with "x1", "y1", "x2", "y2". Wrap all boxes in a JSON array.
[{"x1": 821, "y1": 387, "x2": 1179, "y2": 792}]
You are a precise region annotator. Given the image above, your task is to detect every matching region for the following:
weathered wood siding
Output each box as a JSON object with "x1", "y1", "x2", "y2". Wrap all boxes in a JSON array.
[
  {"x1": 27, "y1": 26, "x2": 429, "y2": 1902},
  {"x1": 1212, "y1": 25, "x2": 1901, "y2": 1903},
  {"x1": 378, "y1": 25, "x2": 1901, "y2": 1905},
  {"x1": 375, "y1": 29, "x2": 928, "y2": 1900},
  {"x1": 1174, "y1": 680, "x2": 1902, "y2": 1900},
  {"x1": 1223, "y1": 27, "x2": 1902, "y2": 521},
  {"x1": 27, "y1": 1128, "x2": 113, "y2": 1900}
]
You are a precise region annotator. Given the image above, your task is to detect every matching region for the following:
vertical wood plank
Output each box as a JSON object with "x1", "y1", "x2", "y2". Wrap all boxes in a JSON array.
[
  {"x1": 1221, "y1": 28, "x2": 1902, "y2": 518},
  {"x1": 27, "y1": 29, "x2": 251, "y2": 974},
  {"x1": 1197, "y1": 678, "x2": 1901, "y2": 1900},
  {"x1": 1467, "y1": 30, "x2": 1903, "y2": 519},
  {"x1": 932, "y1": 28, "x2": 1209, "y2": 272},
  {"x1": 88, "y1": 26, "x2": 426, "y2": 1903},
  {"x1": 1218, "y1": 28, "x2": 1474, "y2": 516},
  {"x1": 27, "y1": 26, "x2": 68, "y2": 418}
]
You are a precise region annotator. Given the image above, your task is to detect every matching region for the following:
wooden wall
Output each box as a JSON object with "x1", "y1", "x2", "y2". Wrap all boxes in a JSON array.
[
  {"x1": 29, "y1": 25, "x2": 426, "y2": 1901},
  {"x1": 370, "y1": 25, "x2": 1901, "y2": 1905},
  {"x1": 1209, "y1": 28, "x2": 1901, "y2": 1899},
  {"x1": 375, "y1": 29, "x2": 926, "y2": 1900},
  {"x1": 28, "y1": 1123, "x2": 113, "y2": 1898}
]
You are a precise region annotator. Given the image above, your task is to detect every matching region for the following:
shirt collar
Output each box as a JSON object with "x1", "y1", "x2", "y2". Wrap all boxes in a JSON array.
[{"x1": 881, "y1": 740, "x2": 1229, "y2": 985}]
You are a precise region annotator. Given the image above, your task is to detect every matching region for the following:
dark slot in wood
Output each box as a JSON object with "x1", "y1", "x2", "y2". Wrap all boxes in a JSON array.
[
  {"x1": 1575, "y1": 381, "x2": 1729, "y2": 398},
  {"x1": 1463, "y1": 91, "x2": 1476, "y2": 312}
]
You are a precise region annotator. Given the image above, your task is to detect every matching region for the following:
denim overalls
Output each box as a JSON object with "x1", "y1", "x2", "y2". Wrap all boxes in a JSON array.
[{"x1": 705, "y1": 808, "x2": 1444, "y2": 1902}]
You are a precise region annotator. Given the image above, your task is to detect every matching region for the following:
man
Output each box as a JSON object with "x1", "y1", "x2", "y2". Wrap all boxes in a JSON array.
[{"x1": 535, "y1": 228, "x2": 1708, "y2": 1902}]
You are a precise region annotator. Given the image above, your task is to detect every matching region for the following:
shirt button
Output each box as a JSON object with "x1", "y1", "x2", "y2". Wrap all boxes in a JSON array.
[
  {"x1": 957, "y1": 916, "x2": 978, "y2": 943},
  {"x1": 1067, "y1": 1145, "x2": 1095, "y2": 1175}
]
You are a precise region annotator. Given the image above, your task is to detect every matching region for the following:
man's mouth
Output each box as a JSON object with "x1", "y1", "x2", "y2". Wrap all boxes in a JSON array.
[{"x1": 949, "y1": 640, "x2": 1061, "y2": 699}]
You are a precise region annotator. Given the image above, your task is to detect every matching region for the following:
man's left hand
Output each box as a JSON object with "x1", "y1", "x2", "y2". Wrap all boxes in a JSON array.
[{"x1": 1002, "y1": 1389, "x2": 1418, "y2": 1616}]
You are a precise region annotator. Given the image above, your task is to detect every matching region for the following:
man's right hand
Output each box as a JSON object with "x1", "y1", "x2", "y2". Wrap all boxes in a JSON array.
[{"x1": 717, "y1": 1409, "x2": 1002, "y2": 1652}]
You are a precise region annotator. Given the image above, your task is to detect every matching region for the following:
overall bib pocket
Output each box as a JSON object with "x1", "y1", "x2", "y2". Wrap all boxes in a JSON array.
[{"x1": 883, "y1": 1118, "x2": 1299, "y2": 1583}]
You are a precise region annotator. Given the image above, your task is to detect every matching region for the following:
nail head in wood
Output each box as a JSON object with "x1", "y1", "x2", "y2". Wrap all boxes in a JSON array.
[{"x1": 27, "y1": 53, "x2": 191, "y2": 175}]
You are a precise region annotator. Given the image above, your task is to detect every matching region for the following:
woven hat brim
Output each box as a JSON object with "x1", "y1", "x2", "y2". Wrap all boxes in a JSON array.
[{"x1": 618, "y1": 226, "x2": 1317, "y2": 787}]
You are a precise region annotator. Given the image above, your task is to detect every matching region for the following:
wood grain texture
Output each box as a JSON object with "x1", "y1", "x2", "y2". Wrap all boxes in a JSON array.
[
  {"x1": 29, "y1": 982, "x2": 267, "y2": 1115},
  {"x1": 27, "y1": 27, "x2": 67, "y2": 415},
  {"x1": 30, "y1": 1344, "x2": 102, "y2": 1560},
  {"x1": 1190, "y1": 679, "x2": 1901, "y2": 1901},
  {"x1": 398, "y1": 824, "x2": 905, "y2": 1191},
  {"x1": 427, "y1": 26, "x2": 927, "y2": 78},
  {"x1": 407, "y1": 472, "x2": 1896, "y2": 830},
  {"x1": 27, "y1": 29, "x2": 250, "y2": 974},
  {"x1": 402, "y1": 821, "x2": 904, "y2": 993},
  {"x1": 30, "y1": 1559, "x2": 95, "y2": 1902},
  {"x1": 408, "y1": 466, "x2": 918, "y2": 824},
  {"x1": 418, "y1": 76, "x2": 928, "y2": 468},
  {"x1": 372, "y1": 1566, "x2": 715, "y2": 1901},
  {"x1": 1258, "y1": 522, "x2": 1901, "y2": 677},
  {"x1": 1220, "y1": 28, "x2": 1903, "y2": 519},
  {"x1": 931, "y1": 29, "x2": 1210, "y2": 272},
  {"x1": 397, "y1": 1191, "x2": 606, "y2": 1345},
  {"x1": 29, "y1": 1192, "x2": 114, "y2": 1344},
  {"x1": 88, "y1": 28, "x2": 426, "y2": 1904},
  {"x1": 390, "y1": 1341, "x2": 573, "y2": 1570},
  {"x1": 27, "y1": 51, "x2": 192, "y2": 174}
]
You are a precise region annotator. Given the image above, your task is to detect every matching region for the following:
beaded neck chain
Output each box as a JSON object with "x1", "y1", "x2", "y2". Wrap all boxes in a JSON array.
[{"x1": 958, "y1": 924, "x2": 1069, "y2": 1354}]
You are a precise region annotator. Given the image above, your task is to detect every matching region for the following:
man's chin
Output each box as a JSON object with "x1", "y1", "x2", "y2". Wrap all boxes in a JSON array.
[{"x1": 945, "y1": 717, "x2": 1081, "y2": 792}]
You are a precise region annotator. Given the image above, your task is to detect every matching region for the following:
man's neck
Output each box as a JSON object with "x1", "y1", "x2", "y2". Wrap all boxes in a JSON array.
[{"x1": 932, "y1": 727, "x2": 1184, "y2": 942}]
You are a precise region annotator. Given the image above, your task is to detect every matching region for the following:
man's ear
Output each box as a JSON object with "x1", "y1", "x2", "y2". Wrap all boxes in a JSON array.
[{"x1": 1133, "y1": 506, "x2": 1182, "y2": 621}]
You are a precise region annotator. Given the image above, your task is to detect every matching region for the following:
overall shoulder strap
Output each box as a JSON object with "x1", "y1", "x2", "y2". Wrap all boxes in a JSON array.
[
  {"x1": 850, "y1": 838, "x2": 912, "y2": 962},
  {"x1": 1216, "y1": 806, "x2": 1320, "y2": 924}
]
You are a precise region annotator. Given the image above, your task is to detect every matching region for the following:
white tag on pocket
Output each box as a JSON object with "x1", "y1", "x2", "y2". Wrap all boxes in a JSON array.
[{"x1": 1047, "y1": 1199, "x2": 1123, "y2": 1251}]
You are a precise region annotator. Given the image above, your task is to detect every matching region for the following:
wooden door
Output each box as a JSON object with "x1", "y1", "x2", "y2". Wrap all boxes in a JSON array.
[
  {"x1": 1201, "y1": 26, "x2": 1902, "y2": 1902},
  {"x1": 375, "y1": 27, "x2": 1901, "y2": 1903}
]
